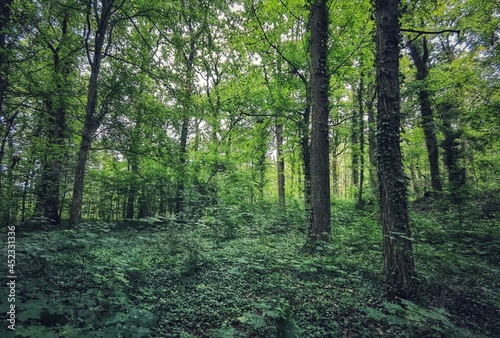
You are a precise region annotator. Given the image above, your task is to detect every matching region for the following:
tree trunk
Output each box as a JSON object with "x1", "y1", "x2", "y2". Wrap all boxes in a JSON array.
[
  {"x1": 375, "y1": 0, "x2": 416, "y2": 301},
  {"x1": 440, "y1": 102, "x2": 466, "y2": 202},
  {"x1": 356, "y1": 75, "x2": 365, "y2": 210},
  {"x1": 39, "y1": 13, "x2": 72, "y2": 225},
  {"x1": 367, "y1": 93, "x2": 378, "y2": 193},
  {"x1": 408, "y1": 38, "x2": 442, "y2": 192},
  {"x1": 0, "y1": 0, "x2": 13, "y2": 195},
  {"x1": 69, "y1": 0, "x2": 113, "y2": 225},
  {"x1": 176, "y1": 116, "x2": 189, "y2": 214},
  {"x1": 331, "y1": 129, "x2": 340, "y2": 196},
  {"x1": 126, "y1": 160, "x2": 138, "y2": 219},
  {"x1": 276, "y1": 118, "x2": 285, "y2": 207},
  {"x1": 300, "y1": 90, "x2": 311, "y2": 209},
  {"x1": 351, "y1": 104, "x2": 359, "y2": 190},
  {"x1": 307, "y1": 0, "x2": 331, "y2": 246}
]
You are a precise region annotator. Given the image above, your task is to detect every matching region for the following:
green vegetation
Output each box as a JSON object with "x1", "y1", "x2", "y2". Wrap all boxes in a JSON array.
[
  {"x1": 1, "y1": 0, "x2": 499, "y2": 336},
  {"x1": 1, "y1": 198, "x2": 499, "y2": 337}
]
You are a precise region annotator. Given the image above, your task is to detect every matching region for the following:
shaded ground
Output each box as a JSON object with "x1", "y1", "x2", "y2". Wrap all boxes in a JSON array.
[{"x1": 1, "y1": 198, "x2": 499, "y2": 337}]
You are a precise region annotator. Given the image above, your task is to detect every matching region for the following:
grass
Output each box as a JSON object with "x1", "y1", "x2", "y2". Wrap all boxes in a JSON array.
[{"x1": 1, "y1": 198, "x2": 499, "y2": 337}]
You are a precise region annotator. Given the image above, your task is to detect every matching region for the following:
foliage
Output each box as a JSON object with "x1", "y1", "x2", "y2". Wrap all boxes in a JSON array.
[
  {"x1": 1, "y1": 199, "x2": 499, "y2": 337},
  {"x1": 1, "y1": 0, "x2": 499, "y2": 337}
]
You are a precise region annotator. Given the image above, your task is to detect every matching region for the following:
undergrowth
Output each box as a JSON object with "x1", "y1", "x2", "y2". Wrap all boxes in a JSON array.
[{"x1": 0, "y1": 197, "x2": 499, "y2": 337}]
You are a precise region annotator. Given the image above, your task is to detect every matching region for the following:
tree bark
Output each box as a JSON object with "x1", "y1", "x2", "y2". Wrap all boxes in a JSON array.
[
  {"x1": 408, "y1": 37, "x2": 442, "y2": 192},
  {"x1": 307, "y1": 0, "x2": 331, "y2": 246},
  {"x1": 375, "y1": 0, "x2": 416, "y2": 301}
]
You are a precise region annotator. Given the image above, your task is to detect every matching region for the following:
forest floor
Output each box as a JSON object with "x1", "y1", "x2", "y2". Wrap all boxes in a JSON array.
[{"x1": 1, "y1": 197, "x2": 499, "y2": 337}]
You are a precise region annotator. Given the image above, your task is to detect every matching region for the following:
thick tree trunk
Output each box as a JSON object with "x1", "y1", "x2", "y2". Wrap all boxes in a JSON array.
[
  {"x1": 0, "y1": 0, "x2": 13, "y2": 195},
  {"x1": 408, "y1": 38, "x2": 442, "y2": 192},
  {"x1": 307, "y1": 0, "x2": 331, "y2": 245},
  {"x1": 43, "y1": 104, "x2": 66, "y2": 225},
  {"x1": 276, "y1": 119, "x2": 285, "y2": 207},
  {"x1": 375, "y1": 0, "x2": 416, "y2": 301},
  {"x1": 39, "y1": 15, "x2": 71, "y2": 225}
]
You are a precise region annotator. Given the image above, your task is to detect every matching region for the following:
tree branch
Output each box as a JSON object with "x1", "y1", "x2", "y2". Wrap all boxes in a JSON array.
[{"x1": 401, "y1": 28, "x2": 460, "y2": 36}]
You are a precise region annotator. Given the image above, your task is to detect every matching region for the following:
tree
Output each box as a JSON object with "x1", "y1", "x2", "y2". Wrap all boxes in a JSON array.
[
  {"x1": 307, "y1": 0, "x2": 331, "y2": 246},
  {"x1": 33, "y1": 2, "x2": 80, "y2": 225},
  {"x1": 375, "y1": 0, "x2": 415, "y2": 300},
  {"x1": 276, "y1": 117, "x2": 286, "y2": 207},
  {"x1": 408, "y1": 36, "x2": 442, "y2": 193},
  {"x1": 69, "y1": 0, "x2": 120, "y2": 225},
  {"x1": 0, "y1": 0, "x2": 13, "y2": 196}
]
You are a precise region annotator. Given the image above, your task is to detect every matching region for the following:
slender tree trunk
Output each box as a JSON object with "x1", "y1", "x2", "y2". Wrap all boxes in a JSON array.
[
  {"x1": 351, "y1": 104, "x2": 359, "y2": 191},
  {"x1": 176, "y1": 116, "x2": 189, "y2": 214},
  {"x1": 69, "y1": 0, "x2": 113, "y2": 225},
  {"x1": 408, "y1": 161, "x2": 420, "y2": 195},
  {"x1": 356, "y1": 75, "x2": 365, "y2": 210},
  {"x1": 300, "y1": 91, "x2": 311, "y2": 209},
  {"x1": 276, "y1": 118, "x2": 285, "y2": 207},
  {"x1": 254, "y1": 118, "x2": 267, "y2": 201},
  {"x1": 307, "y1": 0, "x2": 331, "y2": 246},
  {"x1": 440, "y1": 102, "x2": 466, "y2": 202},
  {"x1": 375, "y1": 0, "x2": 416, "y2": 301},
  {"x1": 408, "y1": 38, "x2": 442, "y2": 192},
  {"x1": 331, "y1": 130, "x2": 340, "y2": 195},
  {"x1": 126, "y1": 160, "x2": 137, "y2": 219},
  {"x1": 368, "y1": 92, "x2": 378, "y2": 193},
  {"x1": 138, "y1": 184, "x2": 148, "y2": 218}
]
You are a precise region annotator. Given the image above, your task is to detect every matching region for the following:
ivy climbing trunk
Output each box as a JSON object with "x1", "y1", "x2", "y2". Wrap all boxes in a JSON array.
[
  {"x1": 307, "y1": 0, "x2": 331, "y2": 246},
  {"x1": 408, "y1": 37, "x2": 442, "y2": 193},
  {"x1": 375, "y1": 0, "x2": 416, "y2": 300}
]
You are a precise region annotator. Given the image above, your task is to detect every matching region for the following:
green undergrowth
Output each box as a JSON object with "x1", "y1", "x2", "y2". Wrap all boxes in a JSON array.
[{"x1": 1, "y1": 198, "x2": 499, "y2": 337}]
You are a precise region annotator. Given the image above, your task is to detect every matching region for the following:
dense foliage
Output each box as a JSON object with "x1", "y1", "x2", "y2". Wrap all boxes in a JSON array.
[
  {"x1": 1, "y1": 199, "x2": 499, "y2": 337},
  {"x1": 0, "y1": 0, "x2": 499, "y2": 336}
]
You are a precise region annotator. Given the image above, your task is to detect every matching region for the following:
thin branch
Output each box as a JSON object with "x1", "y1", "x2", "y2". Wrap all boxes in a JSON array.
[
  {"x1": 401, "y1": 28, "x2": 460, "y2": 35},
  {"x1": 238, "y1": 111, "x2": 300, "y2": 124}
]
